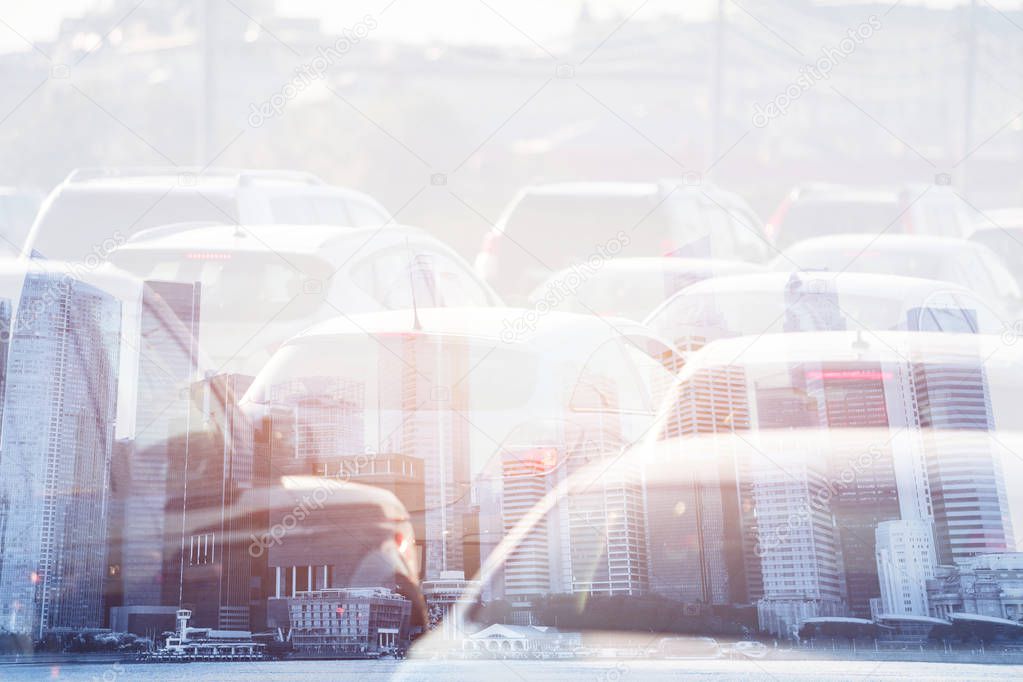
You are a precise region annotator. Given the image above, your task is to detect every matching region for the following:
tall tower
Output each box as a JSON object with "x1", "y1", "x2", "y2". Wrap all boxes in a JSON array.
[
  {"x1": 566, "y1": 375, "x2": 648, "y2": 596},
  {"x1": 913, "y1": 359, "x2": 1014, "y2": 564},
  {"x1": 0, "y1": 273, "x2": 122, "y2": 636},
  {"x1": 648, "y1": 363, "x2": 750, "y2": 605},
  {"x1": 806, "y1": 363, "x2": 900, "y2": 619},
  {"x1": 752, "y1": 439, "x2": 847, "y2": 638},
  {"x1": 378, "y1": 335, "x2": 472, "y2": 580},
  {"x1": 112, "y1": 281, "x2": 201, "y2": 614}
]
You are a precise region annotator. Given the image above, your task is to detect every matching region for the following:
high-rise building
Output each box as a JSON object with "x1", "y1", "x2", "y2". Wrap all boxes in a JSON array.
[
  {"x1": 806, "y1": 364, "x2": 900, "y2": 619},
  {"x1": 875, "y1": 519, "x2": 935, "y2": 617},
  {"x1": 0, "y1": 273, "x2": 122, "y2": 636},
  {"x1": 752, "y1": 440, "x2": 847, "y2": 638},
  {"x1": 649, "y1": 364, "x2": 750, "y2": 605},
  {"x1": 109, "y1": 281, "x2": 200, "y2": 621},
  {"x1": 376, "y1": 335, "x2": 472, "y2": 580},
  {"x1": 566, "y1": 376, "x2": 647, "y2": 596},
  {"x1": 501, "y1": 447, "x2": 561, "y2": 599},
  {"x1": 913, "y1": 360, "x2": 1014, "y2": 564},
  {"x1": 165, "y1": 373, "x2": 261, "y2": 631}
]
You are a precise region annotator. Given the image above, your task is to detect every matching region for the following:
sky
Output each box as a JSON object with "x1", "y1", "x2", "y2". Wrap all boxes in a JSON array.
[{"x1": 0, "y1": 0, "x2": 988, "y2": 54}]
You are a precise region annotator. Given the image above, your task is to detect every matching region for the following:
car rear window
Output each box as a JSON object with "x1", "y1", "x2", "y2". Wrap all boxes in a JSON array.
[
  {"x1": 29, "y1": 187, "x2": 239, "y2": 260},
  {"x1": 776, "y1": 200, "x2": 901, "y2": 248}
]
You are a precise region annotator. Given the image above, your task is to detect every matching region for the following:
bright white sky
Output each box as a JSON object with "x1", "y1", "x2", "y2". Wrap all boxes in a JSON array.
[{"x1": 0, "y1": 0, "x2": 983, "y2": 54}]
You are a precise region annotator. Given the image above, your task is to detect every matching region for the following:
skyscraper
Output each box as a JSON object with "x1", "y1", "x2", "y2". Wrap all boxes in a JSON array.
[
  {"x1": 501, "y1": 447, "x2": 561, "y2": 599},
  {"x1": 166, "y1": 373, "x2": 260, "y2": 630},
  {"x1": 752, "y1": 440, "x2": 847, "y2": 638},
  {"x1": 913, "y1": 360, "x2": 1014, "y2": 565},
  {"x1": 566, "y1": 375, "x2": 648, "y2": 596},
  {"x1": 110, "y1": 281, "x2": 200, "y2": 620},
  {"x1": 0, "y1": 272, "x2": 122, "y2": 636},
  {"x1": 806, "y1": 364, "x2": 900, "y2": 619},
  {"x1": 377, "y1": 335, "x2": 472, "y2": 580},
  {"x1": 648, "y1": 363, "x2": 750, "y2": 605}
]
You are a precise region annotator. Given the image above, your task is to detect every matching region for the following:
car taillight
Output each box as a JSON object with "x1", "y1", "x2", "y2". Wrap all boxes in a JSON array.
[
  {"x1": 901, "y1": 208, "x2": 915, "y2": 234},
  {"x1": 481, "y1": 230, "x2": 502, "y2": 254},
  {"x1": 395, "y1": 531, "x2": 417, "y2": 574},
  {"x1": 766, "y1": 197, "x2": 792, "y2": 244}
]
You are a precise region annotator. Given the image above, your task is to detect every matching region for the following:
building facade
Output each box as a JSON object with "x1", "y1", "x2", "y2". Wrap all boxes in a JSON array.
[
  {"x1": 875, "y1": 518, "x2": 936, "y2": 617},
  {"x1": 0, "y1": 273, "x2": 122, "y2": 635}
]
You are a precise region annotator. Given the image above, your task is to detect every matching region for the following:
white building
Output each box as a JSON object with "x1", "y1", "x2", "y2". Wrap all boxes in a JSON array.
[{"x1": 875, "y1": 519, "x2": 936, "y2": 617}]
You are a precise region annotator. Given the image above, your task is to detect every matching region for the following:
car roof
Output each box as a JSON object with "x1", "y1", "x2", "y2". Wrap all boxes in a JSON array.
[
  {"x1": 288, "y1": 306, "x2": 663, "y2": 348},
  {"x1": 520, "y1": 182, "x2": 661, "y2": 198},
  {"x1": 59, "y1": 167, "x2": 380, "y2": 202},
  {"x1": 111, "y1": 223, "x2": 429, "y2": 257},
  {"x1": 971, "y1": 209, "x2": 1023, "y2": 232},
  {"x1": 547, "y1": 257, "x2": 762, "y2": 276},
  {"x1": 669, "y1": 270, "x2": 975, "y2": 298},
  {"x1": 684, "y1": 329, "x2": 1013, "y2": 369},
  {"x1": 790, "y1": 183, "x2": 900, "y2": 203},
  {"x1": 781, "y1": 233, "x2": 975, "y2": 254}
]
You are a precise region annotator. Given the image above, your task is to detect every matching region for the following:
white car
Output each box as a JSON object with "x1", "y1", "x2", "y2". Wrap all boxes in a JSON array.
[
  {"x1": 528, "y1": 257, "x2": 763, "y2": 322},
  {"x1": 22, "y1": 167, "x2": 391, "y2": 261},
  {"x1": 646, "y1": 270, "x2": 1011, "y2": 353},
  {"x1": 475, "y1": 181, "x2": 770, "y2": 302},
  {"x1": 772, "y1": 234, "x2": 1023, "y2": 318},
  {"x1": 766, "y1": 183, "x2": 975, "y2": 248},
  {"x1": 108, "y1": 222, "x2": 502, "y2": 374},
  {"x1": 242, "y1": 307, "x2": 681, "y2": 605},
  {"x1": 728, "y1": 641, "x2": 768, "y2": 659}
]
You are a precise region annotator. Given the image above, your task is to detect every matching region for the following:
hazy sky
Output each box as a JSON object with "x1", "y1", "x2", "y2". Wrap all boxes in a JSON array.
[{"x1": 0, "y1": 0, "x2": 984, "y2": 54}]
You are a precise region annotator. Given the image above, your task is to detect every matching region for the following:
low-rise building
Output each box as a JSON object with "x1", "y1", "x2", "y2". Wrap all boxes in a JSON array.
[
  {"x1": 462, "y1": 623, "x2": 581, "y2": 656},
  {"x1": 927, "y1": 553, "x2": 1023, "y2": 622},
  {"x1": 269, "y1": 587, "x2": 411, "y2": 656}
]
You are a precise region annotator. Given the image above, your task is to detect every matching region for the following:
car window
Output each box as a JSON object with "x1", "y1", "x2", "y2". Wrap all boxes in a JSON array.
[
  {"x1": 346, "y1": 199, "x2": 389, "y2": 227},
  {"x1": 570, "y1": 338, "x2": 674, "y2": 416},
  {"x1": 352, "y1": 246, "x2": 493, "y2": 308},
  {"x1": 110, "y1": 250, "x2": 329, "y2": 321},
  {"x1": 776, "y1": 200, "x2": 901, "y2": 248},
  {"x1": 28, "y1": 188, "x2": 239, "y2": 260}
]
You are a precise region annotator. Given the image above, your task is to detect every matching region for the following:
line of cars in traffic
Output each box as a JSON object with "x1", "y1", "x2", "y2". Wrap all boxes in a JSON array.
[{"x1": 9, "y1": 166, "x2": 1023, "y2": 653}]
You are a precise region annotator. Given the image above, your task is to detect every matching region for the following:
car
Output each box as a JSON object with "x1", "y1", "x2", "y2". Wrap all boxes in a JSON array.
[
  {"x1": 528, "y1": 257, "x2": 763, "y2": 322},
  {"x1": 22, "y1": 167, "x2": 391, "y2": 261},
  {"x1": 728, "y1": 640, "x2": 769, "y2": 659},
  {"x1": 107, "y1": 222, "x2": 502, "y2": 374},
  {"x1": 645, "y1": 270, "x2": 1010, "y2": 353},
  {"x1": 766, "y1": 183, "x2": 974, "y2": 248},
  {"x1": 240, "y1": 306, "x2": 682, "y2": 610},
  {"x1": 771, "y1": 234, "x2": 1023, "y2": 318},
  {"x1": 968, "y1": 209, "x2": 1023, "y2": 290},
  {"x1": 474, "y1": 181, "x2": 769, "y2": 303}
]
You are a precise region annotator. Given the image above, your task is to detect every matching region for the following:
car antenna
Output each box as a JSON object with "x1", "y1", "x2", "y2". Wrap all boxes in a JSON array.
[{"x1": 405, "y1": 237, "x2": 422, "y2": 331}]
